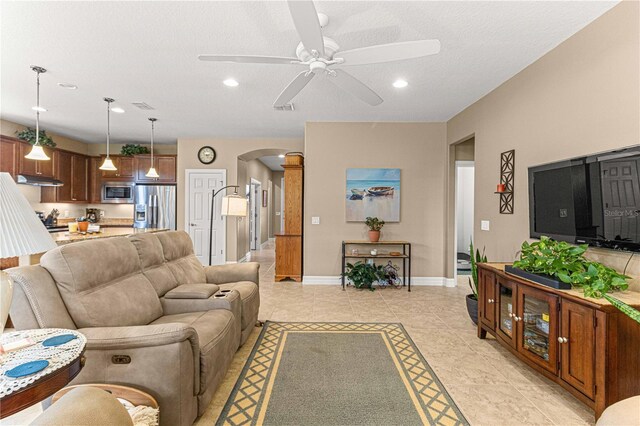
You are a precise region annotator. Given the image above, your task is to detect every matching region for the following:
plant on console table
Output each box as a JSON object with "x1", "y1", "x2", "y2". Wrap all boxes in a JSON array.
[
  {"x1": 466, "y1": 239, "x2": 487, "y2": 325},
  {"x1": 513, "y1": 236, "x2": 640, "y2": 324},
  {"x1": 343, "y1": 261, "x2": 386, "y2": 291},
  {"x1": 365, "y1": 217, "x2": 385, "y2": 242}
]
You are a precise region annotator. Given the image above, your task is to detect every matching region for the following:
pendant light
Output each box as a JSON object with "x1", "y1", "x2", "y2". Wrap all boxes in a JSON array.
[
  {"x1": 145, "y1": 118, "x2": 159, "y2": 178},
  {"x1": 99, "y1": 97, "x2": 117, "y2": 171},
  {"x1": 25, "y1": 66, "x2": 50, "y2": 161}
]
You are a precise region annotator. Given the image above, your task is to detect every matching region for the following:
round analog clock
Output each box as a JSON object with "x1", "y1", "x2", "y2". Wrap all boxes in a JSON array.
[{"x1": 198, "y1": 146, "x2": 216, "y2": 164}]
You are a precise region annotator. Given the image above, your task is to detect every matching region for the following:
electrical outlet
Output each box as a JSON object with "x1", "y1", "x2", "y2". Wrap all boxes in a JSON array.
[
  {"x1": 311, "y1": 216, "x2": 320, "y2": 225},
  {"x1": 481, "y1": 220, "x2": 490, "y2": 231}
]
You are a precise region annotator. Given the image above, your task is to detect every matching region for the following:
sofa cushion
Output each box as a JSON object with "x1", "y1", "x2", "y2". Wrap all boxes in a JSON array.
[
  {"x1": 129, "y1": 233, "x2": 179, "y2": 296},
  {"x1": 151, "y1": 309, "x2": 239, "y2": 407},
  {"x1": 155, "y1": 231, "x2": 207, "y2": 284},
  {"x1": 218, "y1": 281, "x2": 259, "y2": 330},
  {"x1": 164, "y1": 284, "x2": 220, "y2": 299},
  {"x1": 40, "y1": 237, "x2": 163, "y2": 328}
]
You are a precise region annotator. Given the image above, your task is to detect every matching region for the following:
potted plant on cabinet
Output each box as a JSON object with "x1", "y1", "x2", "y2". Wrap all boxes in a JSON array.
[
  {"x1": 343, "y1": 261, "x2": 386, "y2": 291},
  {"x1": 466, "y1": 239, "x2": 487, "y2": 325},
  {"x1": 365, "y1": 217, "x2": 385, "y2": 242}
]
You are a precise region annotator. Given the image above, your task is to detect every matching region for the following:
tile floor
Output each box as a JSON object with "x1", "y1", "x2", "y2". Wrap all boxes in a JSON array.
[
  {"x1": 196, "y1": 242, "x2": 595, "y2": 426},
  {"x1": 2, "y1": 242, "x2": 595, "y2": 426}
]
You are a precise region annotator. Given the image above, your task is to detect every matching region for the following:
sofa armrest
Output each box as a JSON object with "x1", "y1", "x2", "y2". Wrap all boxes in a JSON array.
[
  {"x1": 79, "y1": 323, "x2": 199, "y2": 352},
  {"x1": 205, "y1": 262, "x2": 259, "y2": 285}
]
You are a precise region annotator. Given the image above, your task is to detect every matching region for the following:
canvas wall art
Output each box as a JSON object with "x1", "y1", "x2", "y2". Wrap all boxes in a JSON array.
[{"x1": 346, "y1": 168, "x2": 400, "y2": 222}]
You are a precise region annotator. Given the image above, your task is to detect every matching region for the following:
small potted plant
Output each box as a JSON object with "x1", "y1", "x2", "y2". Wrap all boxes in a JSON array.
[
  {"x1": 343, "y1": 261, "x2": 386, "y2": 291},
  {"x1": 365, "y1": 217, "x2": 385, "y2": 242},
  {"x1": 466, "y1": 239, "x2": 487, "y2": 325},
  {"x1": 77, "y1": 216, "x2": 90, "y2": 233}
]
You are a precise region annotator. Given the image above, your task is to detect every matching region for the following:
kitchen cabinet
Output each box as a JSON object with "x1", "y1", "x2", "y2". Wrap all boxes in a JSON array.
[
  {"x1": 0, "y1": 136, "x2": 19, "y2": 178},
  {"x1": 41, "y1": 151, "x2": 89, "y2": 203},
  {"x1": 478, "y1": 263, "x2": 640, "y2": 420},
  {"x1": 100, "y1": 155, "x2": 135, "y2": 180},
  {"x1": 89, "y1": 157, "x2": 102, "y2": 203},
  {"x1": 135, "y1": 155, "x2": 176, "y2": 183},
  {"x1": 18, "y1": 142, "x2": 54, "y2": 178}
]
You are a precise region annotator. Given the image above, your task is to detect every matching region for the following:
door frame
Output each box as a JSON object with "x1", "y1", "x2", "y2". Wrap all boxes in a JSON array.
[
  {"x1": 249, "y1": 178, "x2": 261, "y2": 250},
  {"x1": 184, "y1": 168, "x2": 227, "y2": 264},
  {"x1": 454, "y1": 160, "x2": 475, "y2": 281}
]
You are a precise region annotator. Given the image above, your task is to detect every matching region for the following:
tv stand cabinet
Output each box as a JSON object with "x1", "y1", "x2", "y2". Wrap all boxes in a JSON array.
[{"x1": 478, "y1": 263, "x2": 640, "y2": 420}]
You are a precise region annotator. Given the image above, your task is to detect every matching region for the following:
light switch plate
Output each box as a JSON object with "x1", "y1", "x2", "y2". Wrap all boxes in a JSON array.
[
  {"x1": 481, "y1": 220, "x2": 490, "y2": 231},
  {"x1": 275, "y1": 212, "x2": 281, "y2": 216},
  {"x1": 311, "y1": 216, "x2": 320, "y2": 225}
]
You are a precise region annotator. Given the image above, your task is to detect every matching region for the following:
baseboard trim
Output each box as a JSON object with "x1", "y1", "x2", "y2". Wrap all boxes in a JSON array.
[{"x1": 302, "y1": 276, "x2": 457, "y2": 286}]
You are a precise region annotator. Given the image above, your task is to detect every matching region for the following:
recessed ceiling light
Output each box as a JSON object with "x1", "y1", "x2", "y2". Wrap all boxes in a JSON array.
[
  {"x1": 111, "y1": 107, "x2": 125, "y2": 113},
  {"x1": 31, "y1": 106, "x2": 47, "y2": 112},
  {"x1": 278, "y1": 154, "x2": 285, "y2": 158},
  {"x1": 393, "y1": 79, "x2": 408, "y2": 88},
  {"x1": 223, "y1": 79, "x2": 239, "y2": 87},
  {"x1": 57, "y1": 83, "x2": 77, "y2": 90}
]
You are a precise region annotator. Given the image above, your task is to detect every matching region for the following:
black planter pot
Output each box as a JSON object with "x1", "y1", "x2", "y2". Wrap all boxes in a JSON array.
[{"x1": 466, "y1": 294, "x2": 479, "y2": 325}]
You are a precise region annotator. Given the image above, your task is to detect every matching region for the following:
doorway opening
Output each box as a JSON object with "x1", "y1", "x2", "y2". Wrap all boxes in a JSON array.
[
  {"x1": 249, "y1": 178, "x2": 261, "y2": 251},
  {"x1": 452, "y1": 138, "x2": 475, "y2": 280}
]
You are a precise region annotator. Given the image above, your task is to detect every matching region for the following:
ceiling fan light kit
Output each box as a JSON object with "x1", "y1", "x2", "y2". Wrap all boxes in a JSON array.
[{"x1": 198, "y1": 0, "x2": 440, "y2": 108}]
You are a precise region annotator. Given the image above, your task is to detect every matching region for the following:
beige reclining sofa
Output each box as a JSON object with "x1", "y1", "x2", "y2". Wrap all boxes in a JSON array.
[{"x1": 8, "y1": 230, "x2": 260, "y2": 426}]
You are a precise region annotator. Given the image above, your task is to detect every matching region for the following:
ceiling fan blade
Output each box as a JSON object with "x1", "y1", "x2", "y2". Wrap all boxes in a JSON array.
[
  {"x1": 287, "y1": 0, "x2": 325, "y2": 57},
  {"x1": 329, "y1": 70, "x2": 383, "y2": 106},
  {"x1": 274, "y1": 71, "x2": 315, "y2": 107},
  {"x1": 337, "y1": 39, "x2": 441, "y2": 66},
  {"x1": 198, "y1": 55, "x2": 300, "y2": 65}
]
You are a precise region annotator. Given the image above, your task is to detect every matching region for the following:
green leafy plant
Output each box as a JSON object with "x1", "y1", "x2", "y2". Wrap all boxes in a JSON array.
[
  {"x1": 120, "y1": 144, "x2": 150, "y2": 156},
  {"x1": 513, "y1": 236, "x2": 639, "y2": 324},
  {"x1": 16, "y1": 128, "x2": 56, "y2": 147},
  {"x1": 468, "y1": 239, "x2": 488, "y2": 299},
  {"x1": 343, "y1": 261, "x2": 386, "y2": 291},
  {"x1": 365, "y1": 217, "x2": 385, "y2": 231}
]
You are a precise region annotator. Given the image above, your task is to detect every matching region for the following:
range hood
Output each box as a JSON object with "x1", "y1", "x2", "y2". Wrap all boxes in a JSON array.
[{"x1": 17, "y1": 174, "x2": 64, "y2": 187}]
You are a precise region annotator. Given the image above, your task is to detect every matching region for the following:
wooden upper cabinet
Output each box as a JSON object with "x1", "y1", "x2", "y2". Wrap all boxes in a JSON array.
[
  {"x1": 89, "y1": 157, "x2": 102, "y2": 203},
  {"x1": 56, "y1": 151, "x2": 73, "y2": 201},
  {"x1": 0, "y1": 137, "x2": 19, "y2": 178},
  {"x1": 41, "y1": 151, "x2": 89, "y2": 203},
  {"x1": 135, "y1": 155, "x2": 176, "y2": 183},
  {"x1": 101, "y1": 155, "x2": 135, "y2": 180},
  {"x1": 18, "y1": 143, "x2": 54, "y2": 178},
  {"x1": 71, "y1": 154, "x2": 89, "y2": 202},
  {"x1": 560, "y1": 300, "x2": 596, "y2": 399}
]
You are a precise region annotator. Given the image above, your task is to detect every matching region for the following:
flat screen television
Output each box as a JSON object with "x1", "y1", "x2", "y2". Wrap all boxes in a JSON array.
[{"x1": 529, "y1": 145, "x2": 640, "y2": 252}]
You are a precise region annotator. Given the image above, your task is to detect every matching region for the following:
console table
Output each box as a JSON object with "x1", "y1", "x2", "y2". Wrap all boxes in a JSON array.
[{"x1": 341, "y1": 240, "x2": 411, "y2": 291}]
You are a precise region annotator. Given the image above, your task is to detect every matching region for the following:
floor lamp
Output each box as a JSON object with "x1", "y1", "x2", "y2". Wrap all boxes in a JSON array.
[
  {"x1": 0, "y1": 172, "x2": 57, "y2": 333},
  {"x1": 209, "y1": 185, "x2": 248, "y2": 266}
]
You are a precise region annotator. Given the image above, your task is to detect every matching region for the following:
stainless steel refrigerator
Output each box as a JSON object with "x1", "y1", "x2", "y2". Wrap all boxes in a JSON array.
[{"x1": 133, "y1": 184, "x2": 176, "y2": 229}]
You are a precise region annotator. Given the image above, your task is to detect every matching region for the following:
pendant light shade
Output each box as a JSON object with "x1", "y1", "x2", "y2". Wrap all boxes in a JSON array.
[
  {"x1": 146, "y1": 118, "x2": 159, "y2": 178},
  {"x1": 99, "y1": 97, "x2": 117, "y2": 171},
  {"x1": 25, "y1": 66, "x2": 50, "y2": 161}
]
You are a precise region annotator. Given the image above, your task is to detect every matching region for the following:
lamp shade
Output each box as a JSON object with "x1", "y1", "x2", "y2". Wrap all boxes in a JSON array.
[
  {"x1": 24, "y1": 144, "x2": 50, "y2": 161},
  {"x1": 0, "y1": 172, "x2": 57, "y2": 258},
  {"x1": 220, "y1": 194, "x2": 248, "y2": 217},
  {"x1": 99, "y1": 157, "x2": 117, "y2": 171},
  {"x1": 145, "y1": 167, "x2": 159, "y2": 178}
]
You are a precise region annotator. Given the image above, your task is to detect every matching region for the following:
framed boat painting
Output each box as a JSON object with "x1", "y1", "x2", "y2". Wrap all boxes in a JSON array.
[{"x1": 346, "y1": 168, "x2": 400, "y2": 222}]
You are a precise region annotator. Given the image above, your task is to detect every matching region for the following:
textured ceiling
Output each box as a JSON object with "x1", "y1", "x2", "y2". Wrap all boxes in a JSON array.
[{"x1": 0, "y1": 1, "x2": 618, "y2": 144}]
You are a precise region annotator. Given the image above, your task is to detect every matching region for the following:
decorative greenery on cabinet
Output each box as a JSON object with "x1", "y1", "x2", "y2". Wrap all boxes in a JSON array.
[
  {"x1": 16, "y1": 128, "x2": 56, "y2": 147},
  {"x1": 120, "y1": 144, "x2": 150, "y2": 156},
  {"x1": 513, "y1": 236, "x2": 640, "y2": 324}
]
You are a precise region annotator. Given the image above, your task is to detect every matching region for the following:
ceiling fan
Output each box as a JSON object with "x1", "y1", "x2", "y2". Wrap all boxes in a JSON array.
[{"x1": 198, "y1": 0, "x2": 440, "y2": 107}]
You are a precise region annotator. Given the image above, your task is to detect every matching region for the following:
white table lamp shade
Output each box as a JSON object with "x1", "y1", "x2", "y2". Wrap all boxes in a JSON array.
[
  {"x1": 221, "y1": 195, "x2": 248, "y2": 217},
  {"x1": 0, "y1": 172, "x2": 57, "y2": 258}
]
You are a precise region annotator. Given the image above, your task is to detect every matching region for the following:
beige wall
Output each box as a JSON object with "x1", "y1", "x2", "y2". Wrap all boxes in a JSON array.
[
  {"x1": 272, "y1": 171, "x2": 284, "y2": 237},
  {"x1": 177, "y1": 138, "x2": 303, "y2": 261},
  {"x1": 304, "y1": 122, "x2": 447, "y2": 279},
  {"x1": 446, "y1": 2, "x2": 640, "y2": 290}
]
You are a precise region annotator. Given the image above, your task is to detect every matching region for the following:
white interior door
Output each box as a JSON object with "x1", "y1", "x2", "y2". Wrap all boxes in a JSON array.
[{"x1": 186, "y1": 170, "x2": 225, "y2": 265}]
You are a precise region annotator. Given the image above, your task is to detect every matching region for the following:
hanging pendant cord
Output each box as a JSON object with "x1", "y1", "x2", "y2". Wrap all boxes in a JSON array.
[
  {"x1": 150, "y1": 120, "x2": 155, "y2": 167},
  {"x1": 35, "y1": 70, "x2": 40, "y2": 146},
  {"x1": 106, "y1": 101, "x2": 111, "y2": 157}
]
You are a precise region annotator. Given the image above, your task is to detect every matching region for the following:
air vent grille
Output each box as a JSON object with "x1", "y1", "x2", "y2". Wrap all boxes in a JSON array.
[
  {"x1": 273, "y1": 103, "x2": 295, "y2": 111},
  {"x1": 132, "y1": 102, "x2": 155, "y2": 110}
]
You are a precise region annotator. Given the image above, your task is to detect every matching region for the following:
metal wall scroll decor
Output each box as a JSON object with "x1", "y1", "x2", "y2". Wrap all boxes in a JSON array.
[{"x1": 499, "y1": 149, "x2": 515, "y2": 214}]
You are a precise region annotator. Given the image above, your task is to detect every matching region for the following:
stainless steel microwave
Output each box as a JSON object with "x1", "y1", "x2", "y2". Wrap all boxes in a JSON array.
[{"x1": 101, "y1": 182, "x2": 135, "y2": 204}]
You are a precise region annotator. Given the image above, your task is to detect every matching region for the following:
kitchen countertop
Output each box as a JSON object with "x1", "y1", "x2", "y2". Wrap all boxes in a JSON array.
[{"x1": 52, "y1": 227, "x2": 168, "y2": 245}]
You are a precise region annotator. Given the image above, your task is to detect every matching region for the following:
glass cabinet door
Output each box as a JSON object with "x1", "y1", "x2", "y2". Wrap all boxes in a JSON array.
[
  {"x1": 517, "y1": 286, "x2": 558, "y2": 373},
  {"x1": 496, "y1": 278, "x2": 516, "y2": 347}
]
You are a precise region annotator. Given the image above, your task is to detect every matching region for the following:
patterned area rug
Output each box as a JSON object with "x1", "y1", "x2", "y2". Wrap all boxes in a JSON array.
[{"x1": 216, "y1": 322, "x2": 468, "y2": 426}]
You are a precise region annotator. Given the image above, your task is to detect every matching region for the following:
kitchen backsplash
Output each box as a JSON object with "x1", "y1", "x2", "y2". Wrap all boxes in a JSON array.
[{"x1": 19, "y1": 182, "x2": 134, "y2": 219}]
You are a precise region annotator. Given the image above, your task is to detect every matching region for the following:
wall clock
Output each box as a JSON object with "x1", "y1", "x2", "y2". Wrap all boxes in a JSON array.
[{"x1": 198, "y1": 146, "x2": 216, "y2": 164}]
